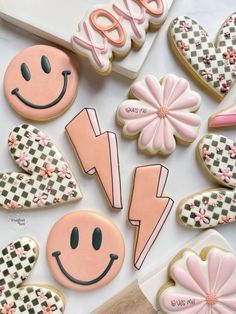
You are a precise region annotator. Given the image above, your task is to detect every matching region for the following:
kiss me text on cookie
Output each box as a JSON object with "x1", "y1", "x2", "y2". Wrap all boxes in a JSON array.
[{"x1": 72, "y1": 0, "x2": 167, "y2": 73}]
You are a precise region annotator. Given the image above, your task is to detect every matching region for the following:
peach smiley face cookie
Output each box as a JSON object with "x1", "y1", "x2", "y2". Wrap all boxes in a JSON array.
[
  {"x1": 46, "y1": 211, "x2": 125, "y2": 291},
  {"x1": 4, "y1": 45, "x2": 79, "y2": 121}
]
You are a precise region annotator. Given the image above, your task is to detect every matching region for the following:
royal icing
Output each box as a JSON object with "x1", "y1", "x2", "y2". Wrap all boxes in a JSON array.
[
  {"x1": 117, "y1": 74, "x2": 201, "y2": 155},
  {"x1": 66, "y1": 108, "x2": 122, "y2": 210},
  {"x1": 0, "y1": 124, "x2": 82, "y2": 210},
  {"x1": 198, "y1": 134, "x2": 236, "y2": 189},
  {"x1": 129, "y1": 165, "x2": 173, "y2": 270},
  {"x1": 209, "y1": 103, "x2": 236, "y2": 128},
  {"x1": 158, "y1": 248, "x2": 236, "y2": 313},
  {"x1": 0, "y1": 237, "x2": 64, "y2": 313},
  {"x1": 72, "y1": 0, "x2": 168, "y2": 74},
  {"x1": 47, "y1": 211, "x2": 125, "y2": 292},
  {"x1": 168, "y1": 13, "x2": 236, "y2": 100},
  {"x1": 4, "y1": 45, "x2": 79, "y2": 121},
  {"x1": 177, "y1": 189, "x2": 236, "y2": 229}
]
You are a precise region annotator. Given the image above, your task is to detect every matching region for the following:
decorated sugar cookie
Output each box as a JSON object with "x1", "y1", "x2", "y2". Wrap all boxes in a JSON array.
[
  {"x1": 66, "y1": 108, "x2": 122, "y2": 210},
  {"x1": 0, "y1": 124, "x2": 82, "y2": 210},
  {"x1": 117, "y1": 74, "x2": 201, "y2": 155},
  {"x1": 47, "y1": 211, "x2": 125, "y2": 291},
  {"x1": 158, "y1": 247, "x2": 236, "y2": 313},
  {"x1": 4, "y1": 45, "x2": 79, "y2": 121},
  {"x1": 72, "y1": 0, "x2": 169, "y2": 75},
  {"x1": 168, "y1": 13, "x2": 236, "y2": 100},
  {"x1": 198, "y1": 134, "x2": 236, "y2": 189},
  {"x1": 0, "y1": 237, "x2": 65, "y2": 313},
  {"x1": 209, "y1": 103, "x2": 236, "y2": 128},
  {"x1": 129, "y1": 165, "x2": 174, "y2": 269},
  {"x1": 177, "y1": 189, "x2": 236, "y2": 229}
]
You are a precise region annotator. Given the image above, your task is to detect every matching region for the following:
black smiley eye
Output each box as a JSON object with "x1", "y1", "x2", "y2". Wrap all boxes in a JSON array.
[
  {"x1": 21, "y1": 63, "x2": 31, "y2": 81},
  {"x1": 41, "y1": 55, "x2": 51, "y2": 74},
  {"x1": 70, "y1": 227, "x2": 79, "y2": 249},
  {"x1": 92, "y1": 228, "x2": 102, "y2": 251}
]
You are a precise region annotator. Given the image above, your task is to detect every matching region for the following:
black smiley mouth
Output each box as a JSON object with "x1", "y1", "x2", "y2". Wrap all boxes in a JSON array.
[
  {"x1": 52, "y1": 251, "x2": 118, "y2": 286},
  {"x1": 11, "y1": 70, "x2": 71, "y2": 110}
]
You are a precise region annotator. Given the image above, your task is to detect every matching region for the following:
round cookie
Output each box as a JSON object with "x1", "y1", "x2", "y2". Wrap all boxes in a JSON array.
[
  {"x1": 46, "y1": 211, "x2": 125, "y2": 291},
  {"x1": 4, "y1": 45, "x2": 79, "y2": 121}
]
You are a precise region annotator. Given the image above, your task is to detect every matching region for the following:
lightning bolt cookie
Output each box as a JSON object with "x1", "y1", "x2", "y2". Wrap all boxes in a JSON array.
[{"x1": 129, "y1": 164, "x2": 174, "y2": 270}]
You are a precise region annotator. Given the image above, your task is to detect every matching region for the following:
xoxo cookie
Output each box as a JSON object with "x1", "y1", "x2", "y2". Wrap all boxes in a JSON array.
[
  {"x1": 72, "y1": 0, "x2": 169, "y2": 75},
  {"x1": 47, "y1": 211, "x2": 125, "y2": 291},
  {"x1": 129, "y1": 165, "x2": 173, "y2": 269},
  {"x1": 168, "y1": 13, "x2": 236, "y2": 101},
  {"x1": 209, "y1": 103, "x2": 236, "y2": 128},
  {"x1": 158, "y1": 247, "x2": 236, "y2": 313},
  {"x1": 0, "y1": 237, "x2": 65, "y2": 313},
  {"x1": 4, "y1": 45, "x2": 79, "y2": 121},
  {"x1": 117, "y1": 74, "x2": 201, "y2": 155},
  {"x1": 66, "y1": 108, "x2": 122, "y2": 211},
  {"x1": 0, "y1": 124, "x2": 82, "y2": 210}
]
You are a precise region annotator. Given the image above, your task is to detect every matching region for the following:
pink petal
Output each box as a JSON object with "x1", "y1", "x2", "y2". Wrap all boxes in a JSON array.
[
  {"x1": 208, "y1": 250, "x2": 222, "y2": 292},
  {"x1": 166, "y1": 78, "x2": 188, "y2": 107},
  {"x1": 139, "y1": 118, "x2": 160, "y2": 146},
  {"x1": 167, "y1": 115, "x2": 199, "y2": 142},
  {"x1": 163, "y1": 119, "x2": 176, "y2": 153},
  {"x1": 118, "y1": 100, "x2": 156, "y2": 120},
  {"x1": 172, "y1": 265, "x2": 205, "y2": 296},
  {"x1": 160, "y1": 291, "x2": 204, "y2": 312},
  {"x1": 218, "y1": 297, "x2": 236, "y2": 310},
  {"x1": 153, "y1": 118, "x2": 165, "y2": 151},
  {"x1": 168, "y1": 111, "x2": 201, "y2": 127},
  {"x1": 163, "y1": 75, "x2": 176, "y2": 106},
  {"x1": 169, "y1": 94, "x2": 200, "y2": 111},
  {"x1": 213, "y1": 302, "x2": 236, "y2": 314},
  {"x1": 145, "y1": 75, "x2": 163, "y2": 107},
  {"x1": 219, "y1": 274, "x2": 236, "y2": 297},
  {"x1": 214, "y1": 253, "x2": 236, "y2": 294},
  {"x1": 186, "y1": 255, "x2": 209, "y2": 294},
  {"x1": 132, "y1": 80, "x2": 159, "y2": 108},
  {"x1": 126, "y1": 115, "x2": 157, "y2": 134}
]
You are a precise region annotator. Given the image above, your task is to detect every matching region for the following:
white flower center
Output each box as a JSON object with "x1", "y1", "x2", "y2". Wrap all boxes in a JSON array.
[
  {"x1": 205, "y1": 292, "x2": 217, "y2": 305},
  {"x1": 157, "y1": 106, "x2": 169, "y2": 118}
]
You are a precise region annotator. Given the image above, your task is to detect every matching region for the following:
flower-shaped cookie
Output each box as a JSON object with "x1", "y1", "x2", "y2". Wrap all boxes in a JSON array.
[
  {"x1": 0, "y1": 124, "x2": 82, "y2": 210},
  {"x1": 0, "y1": 237, "x2": 64, "y2": 313},
  {"x1": 158, "y1": 247, "x2": 236, "y2": 313},
  {"x1": 177, "y1": 133, "x2": 236, "y2": 229},
  {"x1": 117, "y1": 74, "x2": 201, "y2": 155}
]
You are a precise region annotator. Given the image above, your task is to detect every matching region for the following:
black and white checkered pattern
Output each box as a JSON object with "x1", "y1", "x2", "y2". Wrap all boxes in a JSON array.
[
  {"x1": 169, "y1": 13, "x2": 236, "y2": 98},
  {"x1": 0, "y1": 124, "x2": 82, "y2": 210},
  {"x1": 0, "y1": 237, "x2": 64, "y2": 313},
  {"x1": 178, "y1": 189, "x2": 236, "y2": 229}
]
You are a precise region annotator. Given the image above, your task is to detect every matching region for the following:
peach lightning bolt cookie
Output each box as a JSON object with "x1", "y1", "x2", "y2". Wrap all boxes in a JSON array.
[
  {"x1": 0, "y1": 237, "x2": 65, "y2": 313},
  {"x1": 157, "y1": 247, "x2": 236, "y2": 313},
  {"x1": 66, "y1": 108, "x2": 122, "y2": 210},
  {"x1": 168, "y1": 13, "x2": 236, "y2": 100},
  {"x1": 117, "y1": 74, "x2": 201, "y2": 155},
  {"x1": 46, "y1": 211, "x2": 125, "y2": 291},
  {"x1": 177, "y1": 134, "x2": 236, "y2": 229},
  {"x1": 72, "y1": 0, "x2": 169, "y2": 75},
  {"x1": 129, "y1": 165, "x2": 174, "y2": 269},
  {"x1": 4, "y1": 45, "x2": 79, "y2": 121},
  {"x1": 0, "y1": 124, "x2": 82, "y2": 210}
]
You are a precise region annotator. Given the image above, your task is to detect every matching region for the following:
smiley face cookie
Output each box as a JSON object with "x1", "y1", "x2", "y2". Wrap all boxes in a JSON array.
[
  {"x1": 46, "y1": 211, "x2": 125, "y2": 291},
  {"x1": 4, "y1": 45, "x2": 79, "y2": 121},
  {"x1": 0, "y1": 236, "x2": 65, "y2": 313}
]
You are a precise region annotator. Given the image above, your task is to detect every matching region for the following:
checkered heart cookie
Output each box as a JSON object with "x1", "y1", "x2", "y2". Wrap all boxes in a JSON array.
[
  {"x1": 177, "y1": 134, "x2": 236, "y2": 229},
  {"x1": 168, "y1": 13, "x2": 236, "y2": 101},
  {"x1": 0, "y1": 124, "x2": 82, "y2": 210},
  {"x1": 0, "y1": 237, "x2": 65, "y2": 313}
]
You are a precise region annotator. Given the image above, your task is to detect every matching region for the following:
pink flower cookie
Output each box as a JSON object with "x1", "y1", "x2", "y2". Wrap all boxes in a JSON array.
[
  {"x1": 158, "y1": 247, "x2": 236, "y2": 313},
  {"x1": 117, "y1": 74, "x2": 201, "y2": 155}
]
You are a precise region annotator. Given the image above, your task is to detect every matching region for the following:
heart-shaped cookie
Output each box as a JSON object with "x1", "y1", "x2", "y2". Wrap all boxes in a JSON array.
[
  {"x1": 168, "y1": 13, "x2": 236, "y2": 100},
  {"x1": 0, "y1": 124, "x2": 82, "y2": 210},
  {"x1": 177, "y1": 189, "x2": 236, "y2": 229},
  {"x1": 198, "y1": 134, "x2": 236, "y2": 189},
  {"x1": 0, "y1": 236, "x2": 65, "y2": 313}
]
